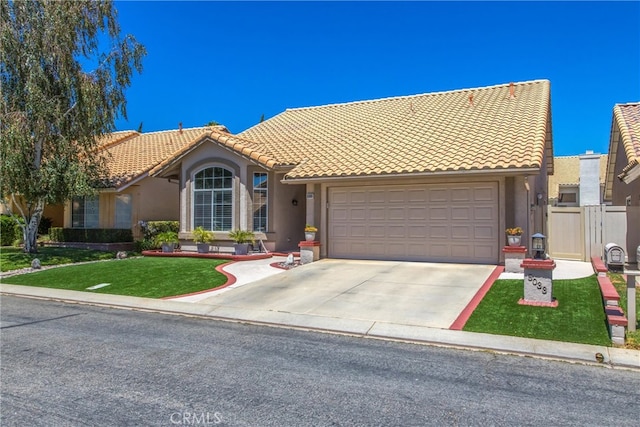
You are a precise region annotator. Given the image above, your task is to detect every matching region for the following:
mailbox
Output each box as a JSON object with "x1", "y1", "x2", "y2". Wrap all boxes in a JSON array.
[{"x1": 604, "y1": 243, "x2": 625, "y2": 272}]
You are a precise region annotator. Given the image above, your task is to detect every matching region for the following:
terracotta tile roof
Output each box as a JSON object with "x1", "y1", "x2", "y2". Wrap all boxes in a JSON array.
[
  {"x1": 547, "y1": 154, "x2": 608, "y2": 200},
  {"x1": 148, "y1": 129, "x2": 281, "y2": 178},
  {"x1": 101, "y1": 126, "x2": 281, "y2": 188},
  {"x1": 237, "y1": 79, "x2": 553, "y2": 180},
  {"x1": 103, "y1": 127, "x2": 214, "y2": 188},
  {"x1": 96, "y1": 130, "x2": 139, "y2": 150},
  {"x1": 613, "y1": 103, "x2": 640, "y2": 176}
]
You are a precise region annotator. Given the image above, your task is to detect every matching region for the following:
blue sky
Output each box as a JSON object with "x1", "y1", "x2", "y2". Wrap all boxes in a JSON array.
[{"x1": 113, "y1": 1, "x2": 639, "y2": 156}]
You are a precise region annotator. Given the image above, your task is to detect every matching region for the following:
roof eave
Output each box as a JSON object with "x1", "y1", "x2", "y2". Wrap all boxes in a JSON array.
[
  {"x1": 620, "y1": 162, "x2": 640, "y2": 184},
  {"x1": 281, "y1": 167, "x2": 542, "y2": 184}
]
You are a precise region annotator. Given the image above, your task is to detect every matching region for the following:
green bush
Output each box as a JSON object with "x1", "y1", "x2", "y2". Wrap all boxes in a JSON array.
[
  {"x1": 49, "y1": 227, "x2": 133, "y2": 243},
  {"x1": 0, "y1": 215, "x2": 22, "y2": 246},
  {"x1": 139, "y1": 220, "x2": 179, "y2": 240},
  {"x1": 134, "y1": 239, "x2": 155, "y2": 253}
]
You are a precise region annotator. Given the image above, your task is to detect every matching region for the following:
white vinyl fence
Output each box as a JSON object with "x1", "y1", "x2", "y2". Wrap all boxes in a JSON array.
[{"x1": 547, "y1": 205, "x2": 627, "y2": 261}]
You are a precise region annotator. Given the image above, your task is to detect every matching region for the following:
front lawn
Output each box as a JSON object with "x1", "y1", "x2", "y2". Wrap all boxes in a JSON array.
[
  {"x1": 463, "y1": 276, "x2": 611, "y2": 346},
  {"x1": 2, "y1": 257, "x2": 229, "y2": 298},
  {"x1": 0, "y1": 246, "x2": 118, "y2": 272}
]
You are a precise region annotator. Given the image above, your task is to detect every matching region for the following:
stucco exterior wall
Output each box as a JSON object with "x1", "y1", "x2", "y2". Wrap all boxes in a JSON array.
[
  {"x1": 174, "y1": 142, "x2": 307, "y2": 252},
  {"x1": 61, "y1": 176, "x2": 179, "y2": 239},
  {"x1": 610, "y1": 138, "x2": 640, "y2": 262}
]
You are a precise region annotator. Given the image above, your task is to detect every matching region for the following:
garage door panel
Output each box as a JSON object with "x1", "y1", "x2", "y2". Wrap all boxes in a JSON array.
[
  {"x1": 388, "y1": 225, "x2": 406, "y2": 238},
  {"x1": 329, "y1": 182, "x2": 498, "y2": 263},
  {"x1": 350, "y1": 225, "x2": 366, "y2": 237},
  {"x1": 369, "y1": 208, "x2": 386, "y2": 221},
  {"x1": 387, "y1": 207, "x2": 405, "y2": 220},
  {"x1": 451, "y1": 226, "x2": 471, "y2": 239},
  {"x1": 429, "y1": 189, "x2": 449, "y2": 203},
  {"x1": 429, "y1": 207, "x2": 449, "y2": 220},
  {"x1": 474, "y1": 206, "x2": 494, "y2": 220},
  {"x1": 451, "y1": 207, "x2": 471, "y2": 220},
  {"x1": 332, "y1": 208, "x2": 348, "y2": 221},
  {"x1": 348, "y1": 191, "x2": 365, "y2": 203},
  {"x1": 408, "y1": 225, "x2": 427, "y2": 238},
  {"x1": 332, "y1": 224, "x2": 348, "y2": 237},
  {"x1": 408, "y1": 207, "x2": 426, "y2": 220},
  {"x1": 474, "y1": 225, "x2": 494, "y2": 239},
  {"x1": 369, "y1": 225, "x2": 386, "y2": 238},
  {"x1": 429, "y1": 244, "x2": 449, "y2": 257},
  {"x1": 350, "y1": 208, "x2": 366, "y2": 221},
  {"x1": 407, "y1": 189, "x2": 427, "y2": 203},
  {"x1": 332, "y1": 190, "x2": 349, "y2": 204},
  {"x1": 451, "y1": 245, "x2": 471, "y2": 257},
  {"x1": 429, "y1": 225, "x2": 449, "y2": 239},
  {"x1": 474, "y1": 187, "x2": 495, "y2": 201},
  {"x1": 369, "y1": 191, "x2": 386, "y2": 203},
  {"x1": 451, "y1": 188, "x2": 471, "y2": 202}
]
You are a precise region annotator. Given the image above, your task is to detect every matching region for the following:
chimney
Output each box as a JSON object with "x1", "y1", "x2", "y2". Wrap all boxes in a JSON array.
[
  {"x1": 468, "y1": 93, "x2": 474, "y2": 106},
  {"x1": 579, "y1": 150, "x2": 601, "y2": 206},
  {"x1": 509, "y1": 82, "x2": 515, "y2": 98},
  {"x1": 179, "y1": 122, "x2": 183, "y2": 134}
]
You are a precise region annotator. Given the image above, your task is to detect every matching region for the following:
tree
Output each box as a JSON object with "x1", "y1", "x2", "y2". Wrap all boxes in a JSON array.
[{"x1": 0, "y1": 1, "x2": 145, "y2": 253}]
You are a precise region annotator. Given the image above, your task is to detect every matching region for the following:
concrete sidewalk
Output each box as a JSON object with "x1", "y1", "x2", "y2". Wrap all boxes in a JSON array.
[{"x1": 1, "y1": 256, "x2": 638, "y2": 370}]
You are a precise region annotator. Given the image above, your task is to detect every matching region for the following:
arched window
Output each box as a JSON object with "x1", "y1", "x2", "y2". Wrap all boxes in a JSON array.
[{"x1": 193, "y1": 167, "x2": 233, "y2": 231}]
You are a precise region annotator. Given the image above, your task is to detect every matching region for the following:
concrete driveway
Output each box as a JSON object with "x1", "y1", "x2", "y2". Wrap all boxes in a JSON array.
[{"x1": 198, "y1": 259, "x2": 497, "y2": 329}]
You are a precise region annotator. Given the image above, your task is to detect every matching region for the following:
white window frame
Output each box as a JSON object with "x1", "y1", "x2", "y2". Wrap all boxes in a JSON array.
[
  {"x1": 71, "y1": 196, "x2": 99, "y2": 228},
  {"x1": 192, "y1": 166, "x2": 234, "y2": 231},
  {"x1": 115, "y1": 194, "x2": 133, "y2": 229},
  {"x1": 252, "y1": 172, "x2": 268, "y2": 232}
]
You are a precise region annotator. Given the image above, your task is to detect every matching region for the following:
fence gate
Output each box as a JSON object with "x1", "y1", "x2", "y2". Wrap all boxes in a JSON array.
[{"x1": 548, "y1": 205, "x2": 627, "y2": 261}]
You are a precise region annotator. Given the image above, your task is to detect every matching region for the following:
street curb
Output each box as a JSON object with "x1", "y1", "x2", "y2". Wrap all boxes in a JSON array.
[{"x1": 2, "y1": 284, "x2": 638, "y2": 371}]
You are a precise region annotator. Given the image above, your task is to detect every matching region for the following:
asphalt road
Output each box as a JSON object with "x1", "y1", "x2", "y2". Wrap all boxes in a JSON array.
[{"x1": 1, "y1": 296, "x2": 639, "y2": 426}]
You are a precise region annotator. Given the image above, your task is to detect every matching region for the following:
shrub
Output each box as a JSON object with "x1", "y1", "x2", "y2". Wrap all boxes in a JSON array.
[
  {"x1": 49, "y1": 228, "x2": 133, "y2": 243},
  {"x1": 138, "y1": 220, "x2": 179, "y2": 241},
  {"x1": 0, "y1": 215, "x2": 22, "y2": 246}
]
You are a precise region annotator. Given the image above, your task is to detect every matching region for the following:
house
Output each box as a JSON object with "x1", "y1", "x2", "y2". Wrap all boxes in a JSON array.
[
  {"x1": 547, "y1": 152, "x2": 608, "y2": 207},
  {"x1": 604, "y1": 102, "x2": 640, "y2": 262},
  {"x1": 151, "y1": 79, "x2": 554, "y2": 264},
  {"x1": 60, "y1": 126, "x2": 230, "y2": 239}
]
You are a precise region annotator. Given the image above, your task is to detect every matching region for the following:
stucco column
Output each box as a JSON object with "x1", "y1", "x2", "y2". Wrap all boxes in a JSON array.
[{"x1": 305, "y1": 183, "x2": 316, "y2": 228}]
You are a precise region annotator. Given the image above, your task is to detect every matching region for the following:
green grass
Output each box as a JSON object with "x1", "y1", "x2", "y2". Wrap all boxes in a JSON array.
[
  {"x1": 0, "y1": 246, "x2": 118, "y2": 272},
  {"x1": 463, "y1": 276, "x2": 611, "y2": 346},
  {"x1": 2, "y1": 257, "x2": 229, "y2": 298},
  {"x1": 609, "y1": 272, "x2": 640, "y2": 349}
]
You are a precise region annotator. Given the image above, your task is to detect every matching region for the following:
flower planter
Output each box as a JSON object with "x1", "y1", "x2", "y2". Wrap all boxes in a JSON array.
[
  {"x1": 161, "y1": 243, "x2": 175, "y2": 253},
  {"x1": 234, "y1": 243, "x2": 249, "y2": 255},
  {"x1": 196, "y1": 243, "x2": 210, "y2": 254},
  {"x1": 507, "y1": 235, "x2": 522, "y2": 247},
  {"x1": 305, "y1": 232, "x2": 316, "y2": 242}
]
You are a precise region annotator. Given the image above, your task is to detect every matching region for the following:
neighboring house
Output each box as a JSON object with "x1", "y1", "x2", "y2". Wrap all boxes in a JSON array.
[
  {"x1": 547, "y1": 152, "x2": 608, "y2": 207},
  {"x1": 61, "y1": 126, "x2": 229, "y2": 239},
  {"x1": 151, "y1": 79, "x2": 554, "y2": 264},
  {"x1": 604, "y1": 102, "x2": 640, "y2": 262}
]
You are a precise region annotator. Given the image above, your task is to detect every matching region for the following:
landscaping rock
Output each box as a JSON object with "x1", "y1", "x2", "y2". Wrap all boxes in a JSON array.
[{"x1": 31, "y1": 258, "x2": 41, "y2": 269}]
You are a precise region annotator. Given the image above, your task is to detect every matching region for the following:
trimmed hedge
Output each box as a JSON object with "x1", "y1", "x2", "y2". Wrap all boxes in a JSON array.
[
  {"x1": 1, "y1": 215, "x2": 22, "y2": 246},
  {"x1": 49, "y1": 227, "x2": 133, "y2": 243}
]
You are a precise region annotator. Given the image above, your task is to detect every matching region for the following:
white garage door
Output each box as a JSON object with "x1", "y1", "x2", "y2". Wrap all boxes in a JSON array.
[{"x1": 328, "y1": 183, "x2": 499, "y2": 263}]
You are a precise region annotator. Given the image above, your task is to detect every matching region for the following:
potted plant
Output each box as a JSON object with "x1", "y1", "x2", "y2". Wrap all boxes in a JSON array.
[
  {"x1": 228, "y1": 229, "x2": 255, "y2": 255},
  {"x1": 192, "y1": 226, "x2": 213, "y2": 254},
  {"x1": 304, "y1": 224, "x2": 318, "y2": 242},
  {"x1": 154, "y1": 231, "x2": 179, "y2": 253},
  {"x1": 506, "y1": 227, "x2": 523, "y2": 247}
]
